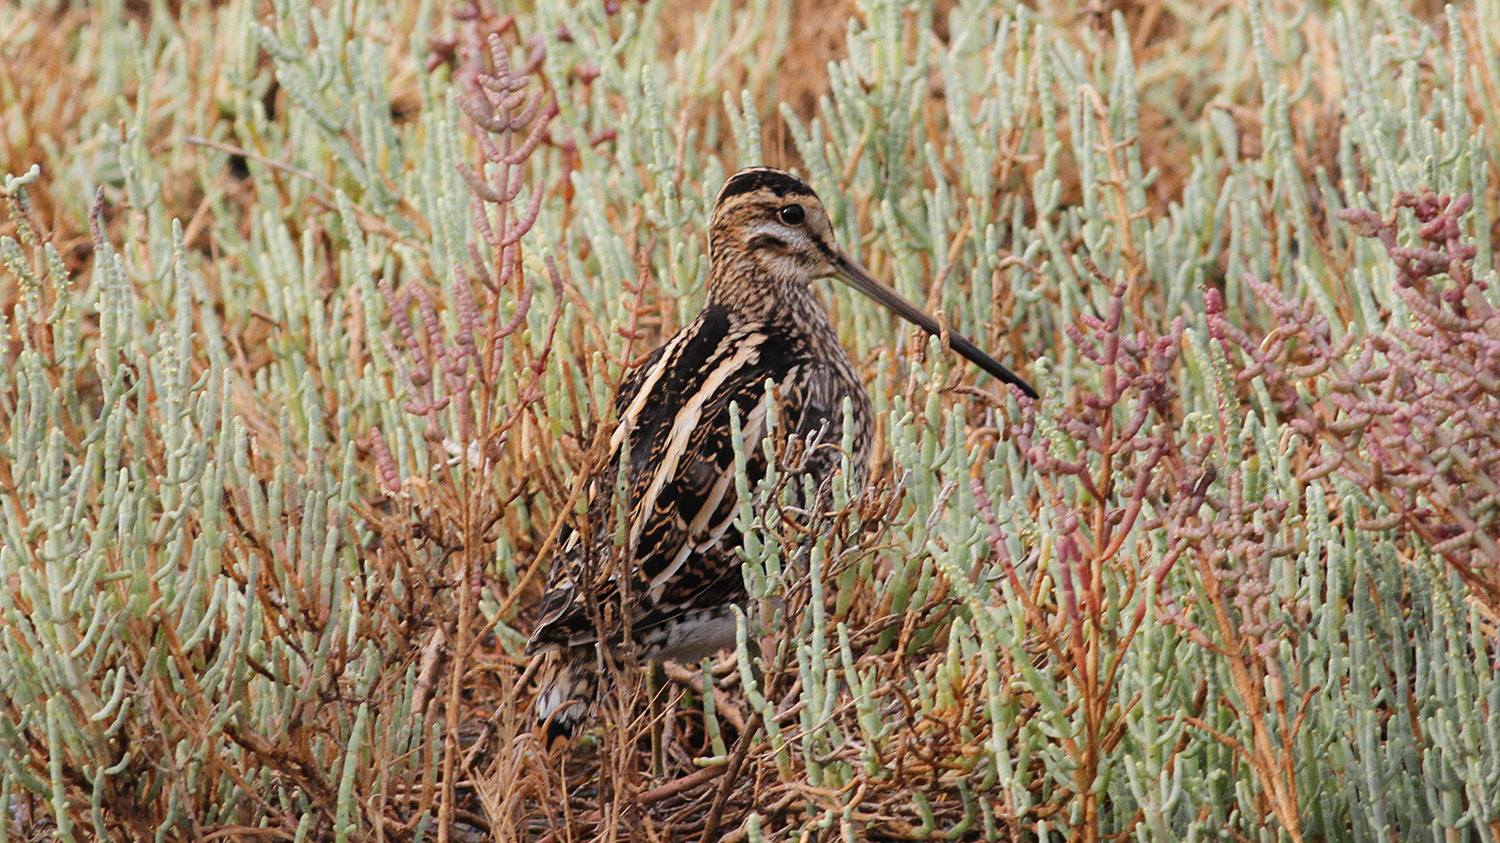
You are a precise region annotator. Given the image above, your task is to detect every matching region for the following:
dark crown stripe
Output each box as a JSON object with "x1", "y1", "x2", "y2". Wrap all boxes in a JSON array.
[{"x1": 715, "y1": 167, "x2": 817, "y2": 206}]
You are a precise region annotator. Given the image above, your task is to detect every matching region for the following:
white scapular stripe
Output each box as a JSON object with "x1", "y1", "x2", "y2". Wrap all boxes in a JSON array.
[
  {"x1": 610, "y1": 329, "x2": 692, "y2": 454},
  {"x1": 650, "y1": 386, "x2": 773, "y2": 601},
  {"x1": 630, "y1": 333, "x2": 767, "y2": 553}
]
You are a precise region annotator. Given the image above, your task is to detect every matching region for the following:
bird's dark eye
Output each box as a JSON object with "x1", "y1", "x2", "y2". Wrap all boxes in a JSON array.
[{"x1": 778, "y1": 204, "x2": 805, "y2": 225}]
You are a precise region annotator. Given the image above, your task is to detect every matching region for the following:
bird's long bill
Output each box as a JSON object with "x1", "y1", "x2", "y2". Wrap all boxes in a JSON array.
[{"x1": 831, "y1": 253, "x2": 1039, "y2": 399}]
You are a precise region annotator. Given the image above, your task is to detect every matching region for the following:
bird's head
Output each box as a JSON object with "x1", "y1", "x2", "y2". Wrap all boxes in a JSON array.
[
  {"x1": 704, "y1": 167, "x2": 1039, "y2": 398},
  {"x1": 707, "y1": 167, "x2": 841, "y2": 293}
]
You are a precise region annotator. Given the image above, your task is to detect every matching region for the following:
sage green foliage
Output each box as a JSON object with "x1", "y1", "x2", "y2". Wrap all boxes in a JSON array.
[{"x1": 2, "y1": 0, "x2": 1498, "y2": 839}]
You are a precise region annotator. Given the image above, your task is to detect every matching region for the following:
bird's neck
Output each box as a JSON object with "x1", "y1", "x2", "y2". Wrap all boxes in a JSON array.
[{"x1": 706, "y1": 268, "x2": 834, "y2": 332}]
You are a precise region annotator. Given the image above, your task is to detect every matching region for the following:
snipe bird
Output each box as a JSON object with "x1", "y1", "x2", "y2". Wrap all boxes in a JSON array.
[{"x1": 528, "y1": 167, "x2": 1036, "y2": 741}]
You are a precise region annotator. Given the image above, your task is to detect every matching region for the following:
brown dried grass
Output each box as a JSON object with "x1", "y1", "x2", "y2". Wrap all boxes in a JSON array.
[{"x1": 7, "y1": 0, "x2": 1500, "y2": 839}]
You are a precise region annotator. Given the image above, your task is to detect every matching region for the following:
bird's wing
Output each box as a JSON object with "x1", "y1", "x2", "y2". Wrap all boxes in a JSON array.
[{"x1": 526, "y1": 306, "x2": 809, "y2": 653}]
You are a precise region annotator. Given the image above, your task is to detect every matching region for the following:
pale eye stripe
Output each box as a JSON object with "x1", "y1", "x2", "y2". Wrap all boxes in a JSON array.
[
  {"x1": 629, "y1": 333, "x2": 767, "y2": 551},
  {"x1": 648, "y1": 389, "x2": 772, "y2": 601}
]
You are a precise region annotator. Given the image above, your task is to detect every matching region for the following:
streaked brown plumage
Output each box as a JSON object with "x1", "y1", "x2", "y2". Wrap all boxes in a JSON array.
[{"x1": 527, "y1": 167, "x2": 1035, "y2": 742}]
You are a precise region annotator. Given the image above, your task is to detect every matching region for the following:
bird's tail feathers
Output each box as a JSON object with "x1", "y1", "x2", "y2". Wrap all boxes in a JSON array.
[{"x1": 534, "y1": 646, "x2": 600, "y2": 745}]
